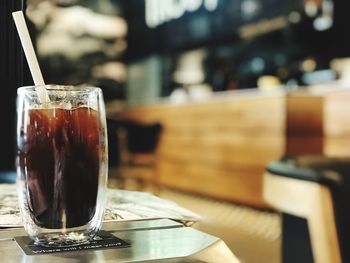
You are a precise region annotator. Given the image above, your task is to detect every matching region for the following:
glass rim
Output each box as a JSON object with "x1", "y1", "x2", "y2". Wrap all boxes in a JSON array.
[{"x1": 17, "y1": 85, "x2": 101, "y2": 94}]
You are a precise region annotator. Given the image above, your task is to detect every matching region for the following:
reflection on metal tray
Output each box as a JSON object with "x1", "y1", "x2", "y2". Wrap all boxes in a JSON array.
[{"x1": 0, "y1": 219, "x2": 238, "y2": 262}]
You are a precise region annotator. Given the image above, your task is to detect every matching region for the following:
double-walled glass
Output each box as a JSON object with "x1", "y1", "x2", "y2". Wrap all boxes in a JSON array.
[{"x1": 16, "y1": 85, "x2": 108, "y2": 247}]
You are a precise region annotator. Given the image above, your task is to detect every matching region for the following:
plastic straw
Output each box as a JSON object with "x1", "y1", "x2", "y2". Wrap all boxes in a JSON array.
[{"x1": 12, "y1": 11, "x2": 49, "y2": 103}]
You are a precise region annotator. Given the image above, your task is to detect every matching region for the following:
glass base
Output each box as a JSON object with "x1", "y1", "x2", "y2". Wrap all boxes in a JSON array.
[{"x1": 34, "y1": 232, "x2": 92, "y2": 247}]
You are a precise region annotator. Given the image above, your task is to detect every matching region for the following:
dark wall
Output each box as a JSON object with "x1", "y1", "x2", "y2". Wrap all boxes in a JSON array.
[
  {"x1": 124, "y1": 0, "x2": 350, "y2": 62},
  {"x1": 123, "y1": 0, "x2": 303, "y2": 61},
  {"x1": 0, "y1": 1, "x2": 31, "y2": 170}
]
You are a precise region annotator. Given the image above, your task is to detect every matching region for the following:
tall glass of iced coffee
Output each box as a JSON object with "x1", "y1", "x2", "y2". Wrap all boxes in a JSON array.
[{"x1": 16, "y1": 85, "x2": 108, "y2": 247}]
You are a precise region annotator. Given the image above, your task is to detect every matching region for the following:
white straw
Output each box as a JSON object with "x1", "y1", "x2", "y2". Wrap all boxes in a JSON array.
[{"x1": 12, "y1": 11, "x2": 49, "y2": 103}]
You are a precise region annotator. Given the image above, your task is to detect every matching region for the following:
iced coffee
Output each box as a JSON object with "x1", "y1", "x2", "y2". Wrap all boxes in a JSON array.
[{"x1": 17, "y1": 86, "x2": 108, "y2": 247}]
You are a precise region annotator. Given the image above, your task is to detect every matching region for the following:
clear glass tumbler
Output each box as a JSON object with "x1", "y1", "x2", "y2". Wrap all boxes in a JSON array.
[{"x1": 16, "y1": 85, "x2": 108, "y2": 247}]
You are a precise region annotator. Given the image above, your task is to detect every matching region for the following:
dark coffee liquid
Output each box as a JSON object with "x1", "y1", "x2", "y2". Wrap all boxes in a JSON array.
[{"x1": 18, "y1": 107, "x2": 101, "y2": 229}]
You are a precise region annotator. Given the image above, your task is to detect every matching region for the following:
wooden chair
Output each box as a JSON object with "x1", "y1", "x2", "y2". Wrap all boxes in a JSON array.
[
  {"x1": 263, "y1": 156, "x2": 350, "y2": 263},
  {"x1": 116, "y1": 121, "x2": 161, "y2": 191}
]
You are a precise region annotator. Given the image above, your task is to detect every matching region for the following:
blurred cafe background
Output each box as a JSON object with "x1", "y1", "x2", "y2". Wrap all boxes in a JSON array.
[{"x1": 2, "y1": 0, "x2": 350, "y2": 262}]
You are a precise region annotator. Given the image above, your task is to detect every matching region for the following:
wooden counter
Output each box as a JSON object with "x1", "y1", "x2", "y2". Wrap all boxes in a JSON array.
[
  {"x1": 112, "y1": 87, "x2": 350, "y2": 208},
  {"x1": 113, "y1": 90, "x2": 286, "y2": 208},
  {"x1": 287, "y1": 88, "x2": 350, "y2": 156}
]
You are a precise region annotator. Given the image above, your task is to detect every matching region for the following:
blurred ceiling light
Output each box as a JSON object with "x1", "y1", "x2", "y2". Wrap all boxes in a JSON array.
[
  {"x1": 313, "y1": 0, "x2": 334, "y2": 31},
  {"x1": 186, "y1": 0, "x2": 202, "y2": 12},
  {"x1": 288, "y1": 11, "x2": 301, "y2": 24},
  {"x1": 241, "y1": 0, "x2": 261, "y2": 19},
  {"x1": 204, "y1": 0, "x2": 219, "y2": 11},
  {"x1": 304, "y1": 1, "x2": 319, "y2": 17},
  {"x1": 251, "y1": 57, "x2": 265, "y2": 73},
  {"x1": 313, "y1": 15, "x2": 333, "y2": 31},
  {"x1": 304, "y1": 0, "x2": 334, "y2": 31},
  {"x1": 330, "y1": 58, "x2": 350, "y2": 84},
  {"x1": 257, "y1": 76, "x2": 281, "y2": 90},
  {"x1": 302, "y1": 69, "x2": 336, "y2": 85},
  {"x1": 301, "y1": 58, "x2": 317, "y2": 72}
]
